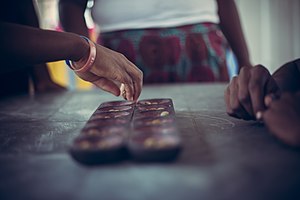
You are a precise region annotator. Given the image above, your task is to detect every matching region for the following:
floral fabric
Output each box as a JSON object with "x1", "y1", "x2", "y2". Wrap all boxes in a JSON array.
[{"x1": 98, "y1": 23, "x2": 229, "y2": 83}]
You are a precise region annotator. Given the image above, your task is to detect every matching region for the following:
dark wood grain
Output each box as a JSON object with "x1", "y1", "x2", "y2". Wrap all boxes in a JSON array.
[{"x1": 0, "y1": 84, "x2": 300, "y2": 200}]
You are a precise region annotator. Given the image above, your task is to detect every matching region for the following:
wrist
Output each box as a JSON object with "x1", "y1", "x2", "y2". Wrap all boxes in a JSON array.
[
  {"x1": 69, "y1": 34, "x2": 89, "y2": 62},
  {"x1": 66, "y1": 36, "x2": 96, "y2": 72}
]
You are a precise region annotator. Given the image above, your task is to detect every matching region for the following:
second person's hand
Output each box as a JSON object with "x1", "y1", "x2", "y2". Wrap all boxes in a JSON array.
[
  {"x1": 224, "y1": 65, "x2": 279, "y2": 120},
  {"x1": 258, "y1": 92, "x2": 300, "y2": 146}
]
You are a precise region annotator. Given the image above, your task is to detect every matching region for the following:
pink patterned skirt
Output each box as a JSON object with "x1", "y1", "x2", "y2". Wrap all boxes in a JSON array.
[{"x1": 98, "y1": 23, "x2": 229, "y2": 83}]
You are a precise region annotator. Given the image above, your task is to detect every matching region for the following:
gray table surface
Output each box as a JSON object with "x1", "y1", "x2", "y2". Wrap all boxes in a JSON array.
[{"x1": 0, "y1": 83, "x2": 300, "y2": 200}]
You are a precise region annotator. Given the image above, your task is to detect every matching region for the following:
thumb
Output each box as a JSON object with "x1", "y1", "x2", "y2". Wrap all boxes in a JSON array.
[
  {"x1": 75, "y1": 71, "x2": 122, "y2": 97},
  {"x1": 92, "y1": 77, "x2": 121, "y2": 97}
]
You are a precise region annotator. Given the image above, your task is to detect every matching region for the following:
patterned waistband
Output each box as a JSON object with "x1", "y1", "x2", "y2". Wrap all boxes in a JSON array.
[{"x1": 101, "y1": 23, "x2": 221, "y2": 37}]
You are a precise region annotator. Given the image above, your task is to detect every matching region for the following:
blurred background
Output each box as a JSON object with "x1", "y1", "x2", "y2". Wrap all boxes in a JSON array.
[{"x1": 35, "y1": 0, "x2": 300, "y2": 90}]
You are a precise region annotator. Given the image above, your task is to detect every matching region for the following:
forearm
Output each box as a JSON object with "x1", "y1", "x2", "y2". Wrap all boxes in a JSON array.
[
  {"x1": 272, "y1": 59, "x2": 300, "y2": 93},
  {"x1": 59, "y1": 0, "x2": 89, "y2": 37},
  {"x1": 217, "y1": 0, "x2": 251, "y2": 70},
  {"x1": 0, "y1": 22, "x2": 89, "y2": 73}
]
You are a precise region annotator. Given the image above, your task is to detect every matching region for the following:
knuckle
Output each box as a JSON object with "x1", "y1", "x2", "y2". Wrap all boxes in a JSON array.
[
  {"x1": 252, "y1": 65, "x2": 269, "y2": 76},
  {"x1": 230, "y1": 76, "x2": 238, "y2": 84},
  {"x1": 238, "y1": 91, "x2": 249, "y2": 104},
  {"x1": 248, "y1": 79, "x2": 260, "y2": 92},
  {"x1": 239, "y1": 66, "x2": 251, "y2": 75},
  {"x1": 238, "y1": 93, "x2": 248, "y2": 102},
  {"x1": 118, "y1": 53, "x2": 127, "y2": 60}
]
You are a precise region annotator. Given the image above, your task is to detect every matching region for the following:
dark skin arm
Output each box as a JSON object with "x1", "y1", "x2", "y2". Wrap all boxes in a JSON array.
[
  {"x1": 0, "y1": 22, "x2": 143, "y2": 100},
  {"x1": 59, "y1": 0, "x2": 89, "y2": 37},
  {"x1": 217, "y1": 0, "x2": 251, "y2": 70},
  {"x1": 0, "y1": 0, "x2": 65, "y2": 93},
  {"x1": 0, "y1": 23, "x2": 89, "y2": 68},
  {"x1": 18, "y1": 0, "x2": 66, "y2": 92}
]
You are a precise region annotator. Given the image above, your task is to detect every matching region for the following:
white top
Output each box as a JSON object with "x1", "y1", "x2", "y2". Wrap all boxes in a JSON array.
[{"x1": 91, "y1": 0, "x2": 219, "y2": 33}]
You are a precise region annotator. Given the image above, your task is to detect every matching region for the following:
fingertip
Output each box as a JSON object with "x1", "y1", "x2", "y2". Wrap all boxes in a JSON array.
[
  {"x1": 123, "y1": 83, "x2": 134, "y2": 102},
  {"x1": 116, "y1": 90, "x2": 121, "y2": 97},
  {"x1": 264, "y1": 96, "x2": 272, "y2": 107},
  {"x1": 133, "y1": 92, "x2": 139, "y2": 102},
  {"x1": 128, "y1": 94, "x2": 133, "y2": 101},
  {"x1": 256, "y1": 110, "x2": 263, "y2": 121},
  {"x1": 119, "y1": 83, "x2": 125, "y2": 93},
  {"x1": 132, "y1": 91, "x2": 139, "y2": 102},
  {"x1": 133, "y1": 85, "x2": 142, "y2": 102},
  {"x1": 265, "y1": 93, "x2": 279, "y2": 107}
]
